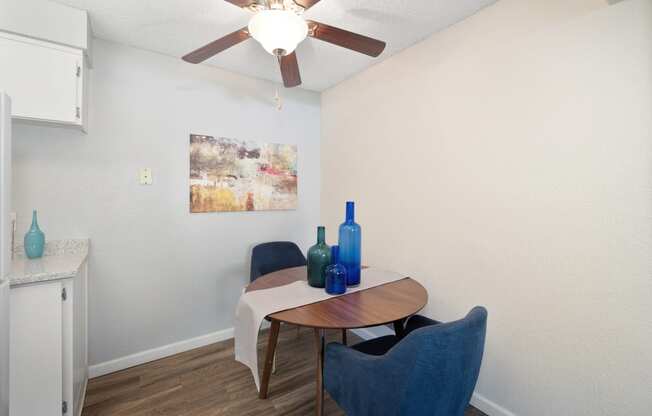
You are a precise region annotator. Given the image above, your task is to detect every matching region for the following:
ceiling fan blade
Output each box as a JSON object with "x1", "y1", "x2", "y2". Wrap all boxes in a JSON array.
[
  {"x1": 307, "y1": 20, "x2": 386, "y2": 57},
  {"x1": 279, "y1": 52, "x2": 301, "y2": 88},
  {"x1": 293, "y1": 0, "x2": 322, "y2": 9},
  {"x1": 223, "y1": 0, "x2": 256, "y2": 8},
  {"x1": 182, "y1": 28, "x2": 250, "y2": 64}
]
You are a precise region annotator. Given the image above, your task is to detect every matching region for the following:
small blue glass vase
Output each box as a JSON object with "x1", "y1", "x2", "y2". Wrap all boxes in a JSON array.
[
  {"x1": 325, "y1": 245, "x2": 347, "y2": 295},
  {"x1": 338, "y1": 201, "x2": 362, "y2": 286},
  {"x1": 24, "y1": 210, "x2": 45, "y2": 259}
]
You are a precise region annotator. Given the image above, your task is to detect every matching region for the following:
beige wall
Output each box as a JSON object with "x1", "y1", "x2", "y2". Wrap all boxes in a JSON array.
[{"x1": 321, "y1": 1, "x2": 652, "y2": 415}]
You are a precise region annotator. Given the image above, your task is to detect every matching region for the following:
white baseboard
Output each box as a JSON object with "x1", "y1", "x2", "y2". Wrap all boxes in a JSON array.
[
  {"x1": 471, "y1": 393, "x2": 517, "y2": 416},
  {"x1": 88, "y1": 327, "x2": 234, "y2": 378},
  {"x1": 351, "y1": 326, "x2": 517, "y2": 416}
]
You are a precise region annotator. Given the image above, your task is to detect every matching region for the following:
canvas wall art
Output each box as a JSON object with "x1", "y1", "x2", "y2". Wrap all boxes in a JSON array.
[{"x1": 189, "y1": 134, "x2": 298, "y2": 212}]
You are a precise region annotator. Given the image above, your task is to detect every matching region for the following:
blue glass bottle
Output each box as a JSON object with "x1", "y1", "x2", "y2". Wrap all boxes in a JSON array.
[
  {"x1": 325, "y1": 245, "x2": 347, "y2": 295},
  {"x1": 24, "y1": 210, "x2": 45, "y2": 259},
  {"x1": 338, "y1": 201, "x2": 361, "y2": 286}
]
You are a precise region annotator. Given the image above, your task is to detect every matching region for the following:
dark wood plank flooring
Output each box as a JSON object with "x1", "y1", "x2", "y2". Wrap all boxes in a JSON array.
[{"x1": 83, "y1": 325, "x2": 487, "y2": 415}]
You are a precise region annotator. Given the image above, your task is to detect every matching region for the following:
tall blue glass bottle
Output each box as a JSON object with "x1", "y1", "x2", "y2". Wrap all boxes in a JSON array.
[
  {"x1": 338, "y1": 201, "x2": 361, "y2": 286},
  {"x1": 325, "y1": 245, "x2": 347, "y2": 295}
]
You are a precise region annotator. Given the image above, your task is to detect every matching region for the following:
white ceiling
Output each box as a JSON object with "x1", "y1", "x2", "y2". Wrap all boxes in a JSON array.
[{"x1": 52, "y1": 0, "x2": 496, "y2": 91}]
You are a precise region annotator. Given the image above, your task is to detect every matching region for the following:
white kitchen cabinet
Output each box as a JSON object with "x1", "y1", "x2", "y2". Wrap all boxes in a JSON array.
[
  {"x1": 10, "y1": 261, "x2": 88, "y2": 416},
  {"x1": 0, "y1": 279, "x2": 9, "y2": 416},
  {"x1": 0, "y1": 32, "x2": 87, "y2": 130}
]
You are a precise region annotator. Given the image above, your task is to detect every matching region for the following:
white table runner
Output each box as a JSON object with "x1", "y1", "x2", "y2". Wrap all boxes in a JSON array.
[{"x1": 234, "y1": 268, "x2": 407, "y2": 390}]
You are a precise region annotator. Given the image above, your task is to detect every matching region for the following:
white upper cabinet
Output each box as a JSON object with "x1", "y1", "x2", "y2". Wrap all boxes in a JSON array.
[
  {"x1": 0, "y1": 32, "x2": 86, "y2": 130},
  {"x1": 0, "y1": 0, "x2": 92, "y2": 62}
]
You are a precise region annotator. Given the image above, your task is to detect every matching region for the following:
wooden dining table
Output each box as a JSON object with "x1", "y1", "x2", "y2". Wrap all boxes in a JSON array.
[{"x1": 245, "y1": 266, "x2": 428, "y2": 416}]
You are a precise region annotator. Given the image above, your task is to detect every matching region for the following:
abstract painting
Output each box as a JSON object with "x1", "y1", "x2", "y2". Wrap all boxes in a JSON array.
[{"x1": 189, "y1": 134, "x2": 297, "y2": 212}]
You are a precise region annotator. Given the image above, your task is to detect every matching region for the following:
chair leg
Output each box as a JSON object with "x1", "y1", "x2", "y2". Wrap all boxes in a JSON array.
[
  {"x1": 341, "y1": 329, "x2": 347, "y2": 346},
  {"x1": 393, "y1": 319, "x2": 406, "y2": 339}
]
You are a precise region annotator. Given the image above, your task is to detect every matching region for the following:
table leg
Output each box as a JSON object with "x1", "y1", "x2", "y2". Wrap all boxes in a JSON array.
[
  {"x1": 259, "y1": 320, "x2": 280, "y2": 399},
  {"x1": 314, "y1": 328, "x2": 325, "y2": 416},
  {"x1": 341, "y1": 329, "x2": 347, "y2": 346},
  {"x1": 393, "y1": 319, "x2": 406, "y2": 339}
]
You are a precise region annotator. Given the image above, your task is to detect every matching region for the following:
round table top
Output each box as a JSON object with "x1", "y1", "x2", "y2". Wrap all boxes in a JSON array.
[{"x1": 246, "y1": 266, "x2": 428, "y2": 329}]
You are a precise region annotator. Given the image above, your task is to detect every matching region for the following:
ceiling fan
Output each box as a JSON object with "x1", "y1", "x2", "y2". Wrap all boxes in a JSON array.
[{"x1": 182, "y1": 0, "x2": 387, "y2": 88}]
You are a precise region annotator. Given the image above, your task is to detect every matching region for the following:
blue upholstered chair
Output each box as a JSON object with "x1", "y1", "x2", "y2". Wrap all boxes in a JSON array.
[
  {"x1": 324, "y1": 307, "x2": 487, "y2": 416},
  {"x1": 250, "y1": 241, "x2": 306, "y2": 282}
]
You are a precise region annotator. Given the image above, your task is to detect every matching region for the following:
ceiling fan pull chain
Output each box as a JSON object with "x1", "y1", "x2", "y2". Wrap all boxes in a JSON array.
[{"x1": 274, "y1": 88, "x2": 283, "y2": 111}]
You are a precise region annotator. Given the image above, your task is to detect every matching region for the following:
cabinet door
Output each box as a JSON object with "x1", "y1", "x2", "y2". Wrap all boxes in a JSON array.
[
  {"x1": 0, "y1": 33, "x2": 81, "y2": 125},
  {"x1": 10, "y1": 282, "x2": 63, "y2": 416}
]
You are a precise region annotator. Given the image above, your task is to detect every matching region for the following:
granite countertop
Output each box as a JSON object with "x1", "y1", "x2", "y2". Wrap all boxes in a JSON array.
[{"x1": 8, "y1": 239, "x2": 89, "y2": 287}]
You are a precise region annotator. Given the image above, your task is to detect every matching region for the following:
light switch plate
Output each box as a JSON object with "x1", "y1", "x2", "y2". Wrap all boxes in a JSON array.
[{"x1": 139, "y1": 168, "x2": 152, "y2": 185}]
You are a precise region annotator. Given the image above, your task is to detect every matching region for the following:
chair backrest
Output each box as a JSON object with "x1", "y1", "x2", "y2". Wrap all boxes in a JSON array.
[
  {"x1": 393, "y1": 306, "x2": 487, "y2": 416},
  {"x1": 250, "y1": 241, "x2": 307, "y2": 282}
]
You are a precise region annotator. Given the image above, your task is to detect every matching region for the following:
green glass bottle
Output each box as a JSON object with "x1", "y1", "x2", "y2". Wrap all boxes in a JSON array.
[{"x1": 307, "y1": 226, "x2": 331, "y2": 288}]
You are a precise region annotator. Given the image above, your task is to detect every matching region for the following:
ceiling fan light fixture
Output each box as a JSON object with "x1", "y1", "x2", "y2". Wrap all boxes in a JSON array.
[{"x1": 248, "y1": 10, "x2": 308, "y2": 56}]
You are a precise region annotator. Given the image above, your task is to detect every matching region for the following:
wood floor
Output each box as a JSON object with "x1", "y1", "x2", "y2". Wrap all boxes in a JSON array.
[{"x1": 82, "y1": 325, "x2": 487, "y2": 416}]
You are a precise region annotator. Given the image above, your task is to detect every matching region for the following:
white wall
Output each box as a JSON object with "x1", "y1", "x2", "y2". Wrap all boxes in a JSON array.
[
  {"x1": 321, "y1": 1, "x2": 652, "y2": 415},
  {"x1": 12, "y1": 39, "x2": 321, "y2": 366}
]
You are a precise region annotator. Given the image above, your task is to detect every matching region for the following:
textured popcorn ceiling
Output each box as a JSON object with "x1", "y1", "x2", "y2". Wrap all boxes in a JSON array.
[{"x1": 53, "y1": 0, "x2": 496, "y2": 91}]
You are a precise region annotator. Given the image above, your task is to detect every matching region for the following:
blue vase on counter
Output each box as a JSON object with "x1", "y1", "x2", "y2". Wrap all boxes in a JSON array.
[
  {"x1": 338, "y1": 201, "x2": 361, "y2": 286},
  {"x1": 325, "y1": 245, "x2": 347, "y2": 295},
  {"x1": 24, "y1": 210, "x2": 45, "y2": 259}
]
